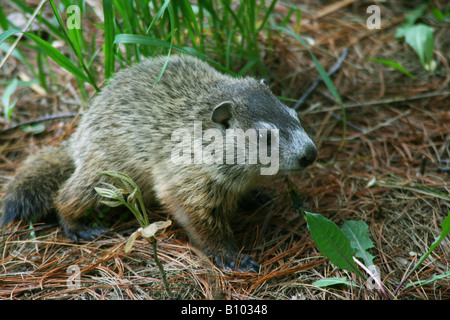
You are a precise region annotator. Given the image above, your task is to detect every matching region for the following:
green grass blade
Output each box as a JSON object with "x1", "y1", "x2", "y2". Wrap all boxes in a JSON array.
[
  {"x1": 146, "y1": 0, "x2": 171, "y2": 34},
  {"x1": 256, "y1": 0, "x2": 278, "y2": 34},
  {"x1": 103, "y1": 0, "x2": 116, "y2": 79},
  {"x1": 367, "y1": 58, "x2": 416, "y2": 78},
  {"x1": 25, "y1": 33, "x2": 92, "y2": 84},
  {"x1": 114, "y1": 34, "x2": 232, "y2": 74},
  {"x1": 0, "y1": 29, "x2": 21, "y2": 45},
  {"x1": 395, "y1": 211, "x2": 450, "y2": 296}
]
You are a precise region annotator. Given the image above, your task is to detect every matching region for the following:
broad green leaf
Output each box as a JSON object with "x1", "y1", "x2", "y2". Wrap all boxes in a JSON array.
[
  {"x1": 313, "y1": 277, "x2": 360, "y2": 288},
  {"x1": 305, "y1": 212, "x2": 360, "y2": 276},
  {"x1": 341, "y1": 220, "x2": 375, "y2": 267},
  {"x1": 395, "y1": 4, "x2": 428, "y2": 38},
  {"x1": 405, "y1": 23, "x2": 434, "y2": 68}
]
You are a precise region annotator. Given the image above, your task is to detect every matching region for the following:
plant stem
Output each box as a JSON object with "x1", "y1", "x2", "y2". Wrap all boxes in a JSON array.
[{"x1": 147, "y1": 237, "x2": 174, "y2": 299}]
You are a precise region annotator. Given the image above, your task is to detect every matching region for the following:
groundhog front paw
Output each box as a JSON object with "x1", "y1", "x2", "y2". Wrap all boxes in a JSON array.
[
  {"x1": 63, "y1": 225, "x2": 107, "y2": 242},
  {"x1": 212, "y1": 251, "x2": 260, "y2": 273}
]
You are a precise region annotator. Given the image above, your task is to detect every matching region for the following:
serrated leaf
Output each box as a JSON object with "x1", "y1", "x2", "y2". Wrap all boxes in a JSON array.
[
  {"x1": 305, "y1": 212, "x2": 360, "y2": 276},
  {"x1": 341, "y1": 220, "x2": 375, "y2": 267},
  {"x1": 313, "y1": 277, "x2": 360, "y2": 288}
]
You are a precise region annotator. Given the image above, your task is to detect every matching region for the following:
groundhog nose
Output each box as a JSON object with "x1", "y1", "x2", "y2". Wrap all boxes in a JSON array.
[{"x1": 299, "y1": 144, "x2": 317, "y2": 168}]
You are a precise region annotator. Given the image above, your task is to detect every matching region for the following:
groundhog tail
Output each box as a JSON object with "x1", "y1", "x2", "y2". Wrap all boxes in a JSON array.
[{"x1": 1, "y1": 146, "x2": 75, "y2": 226}]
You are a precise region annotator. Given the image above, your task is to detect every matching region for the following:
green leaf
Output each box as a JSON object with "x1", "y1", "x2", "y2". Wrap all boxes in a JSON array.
[
  {"x1": 341, "y1": 220, "x2": 375, "y2": 267},
  {"x1": 405, "y1": 23, "x2": 434, "y2": 68},
  {"x1": 2, "y1": 78, "x2": 19, "y2": 120},
  {"x1": 21, "y1": 123, "x2": 45, "y2": 134},
  {"x1": 305, "y1": 212, "x2": 361, "y2": 276},
  {"x1": 313, "y1": 277, "x2": 360, "y2": 288},
  {"x1": 367, "y1": 58, "x2": 415, "y2": 79},
  {"x1": 395, "y1": 4, "x2": 428, "y2": 38},
  {"x1": 0, "y1": 28, "x2": 21, "y2": 46}
]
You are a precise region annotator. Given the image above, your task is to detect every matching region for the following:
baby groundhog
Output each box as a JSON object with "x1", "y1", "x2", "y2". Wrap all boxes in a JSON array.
[{"x1": 1, "y1": 55, "x2": 317, "y2": 272}]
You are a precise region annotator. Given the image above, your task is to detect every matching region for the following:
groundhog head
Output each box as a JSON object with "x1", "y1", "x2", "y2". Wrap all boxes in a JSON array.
[{"x1": 209, "y1": 78, "x2": 317, "y2": 176}]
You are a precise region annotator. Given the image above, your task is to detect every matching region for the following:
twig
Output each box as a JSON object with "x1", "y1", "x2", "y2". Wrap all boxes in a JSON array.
[
  {"x1": 303, "y1": 91, "x2": 450, "y2": 114},
  {"x1": 1, "y1": 112, "x2": 80, "y2": 134},
  {"x1": 0, "y1": 0, "x2": 48, "y2": 69},
  {"x1": 294, "y1": 48, "x2": 349, "y2": 111}
]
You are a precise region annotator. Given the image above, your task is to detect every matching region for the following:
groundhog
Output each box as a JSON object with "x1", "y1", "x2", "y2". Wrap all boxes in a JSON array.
[{"x1": 1, "y1": 55, "x2": 317, "y2": 272}]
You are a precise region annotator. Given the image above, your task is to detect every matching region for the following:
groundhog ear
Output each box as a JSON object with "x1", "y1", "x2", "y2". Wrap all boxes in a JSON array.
[{"x1": 211, "y1": 101, "x2": 233, "y2": 128}]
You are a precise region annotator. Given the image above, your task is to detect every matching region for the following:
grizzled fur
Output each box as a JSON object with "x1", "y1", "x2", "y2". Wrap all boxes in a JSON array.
[{"x1": 2, "y1": 55, "x2": 317, "y2": 272}]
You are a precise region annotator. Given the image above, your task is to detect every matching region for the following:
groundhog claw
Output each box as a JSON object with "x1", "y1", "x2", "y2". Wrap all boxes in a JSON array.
[
  {"x1": 213, "y1": 252, "x2": 260, "y2": 273},
  {"x1": 64, "y1": 225, "x2": 107, "y2": 242}
]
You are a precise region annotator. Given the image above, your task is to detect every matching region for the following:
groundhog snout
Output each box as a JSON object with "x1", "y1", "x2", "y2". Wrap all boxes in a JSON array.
[{"x1": 298, "y1": 143, "x2": 317, "y2": 168}]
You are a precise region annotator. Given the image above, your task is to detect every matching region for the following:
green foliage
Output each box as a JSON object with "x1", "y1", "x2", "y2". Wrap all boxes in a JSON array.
[
  {"x1": 95, "y1": 171, "x2": 149, "y2": 228},
  {"x1": 341, "y1": 220, "x2": 375, "y2": 267},
  {"x1": 395, "y1": 3, "x2": 436, "y2": 72},
  {"x1": 305, "y1": 211, "x2": 361, "y2": 276},
  {"x1": 288, "y1": 177, "x2": 450, "y2": 298},
  {"x1": 1, "y1": 0, "x2": 289, "y2": 119},
  {"x1": 94, "y1": 170, "x2": 173, "y2": 298},
  {"x1": 312, "y1": 277, "x2": 359, "y2": 288},
  {"x1": 2, "y1": 78, "x2": 19, "y2": 121}
]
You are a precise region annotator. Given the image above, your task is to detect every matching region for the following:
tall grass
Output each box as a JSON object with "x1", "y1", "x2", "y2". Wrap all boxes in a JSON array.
[
  {"x1": 1, "y1": 1, "x2": 288, "y2": 99},
  {"x1": 1, "y1": 1, "x2": 341, "y2": 124}
]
